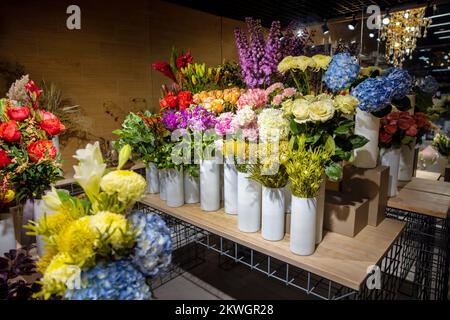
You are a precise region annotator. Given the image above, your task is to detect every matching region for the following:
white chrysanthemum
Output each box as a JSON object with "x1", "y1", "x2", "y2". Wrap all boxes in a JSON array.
[{"x1": 235, "y1": 106, "x2": 257, "y2": 127}]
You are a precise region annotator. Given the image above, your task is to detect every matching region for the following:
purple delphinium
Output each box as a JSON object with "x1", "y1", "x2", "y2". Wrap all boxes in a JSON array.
[{"x1": 235, "y1": 18, "x2": 304, "y2": 88}]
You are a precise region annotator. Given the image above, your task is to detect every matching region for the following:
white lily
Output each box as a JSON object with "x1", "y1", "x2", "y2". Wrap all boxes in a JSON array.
[
  {"x1": 73, "y1": 142, "x2": 106, "y2": 201},
  {"x1": 42, "y1": 187, "x2": 64, "y2": 212}
]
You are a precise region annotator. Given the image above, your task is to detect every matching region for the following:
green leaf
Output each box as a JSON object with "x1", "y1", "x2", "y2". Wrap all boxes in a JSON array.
[
  {"x1": 290, "y1": 119, "x2": 300, "y2": 135},
  {"x1": 325, "y1": 162, "x2": 343, "y2": 182},
  {"x1": 349, "y1": 135, "x2": 369, "y2": 149},
  {"x1": 324, "y1": 135, "x2": 336, "y2": 155},
  {"x1": 335, "y1": 147, "x2": 352, "y2": 161},
  {"x1": 334, "y1": 121, "x2": 354, "y2": 135}
]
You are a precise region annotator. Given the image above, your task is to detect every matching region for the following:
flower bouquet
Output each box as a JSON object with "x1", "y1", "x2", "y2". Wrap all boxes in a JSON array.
[
  {"x1": 113, "y1": 111, "x2": 166, "y2": 194},
  {"x1": 1, "y1": 77, "x2": 65, "y2": 247},
  {"x1": 26, "y1": 142, "x2": 171, "y2": 300},
  {"x1": 432, "y1": 133, "x2": 450, "y2": 175}
]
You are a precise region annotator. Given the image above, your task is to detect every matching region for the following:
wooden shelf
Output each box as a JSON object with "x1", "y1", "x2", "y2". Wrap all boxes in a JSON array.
[
  {"x1": 403, "y1": 178, "x2": 450, "y2": 197},
  {"x1": 388, "y1": 187, "x2": 450, "y2": 219},
  {"x1": 140, "y1": 194, "x2": 405, "y2": 291}
]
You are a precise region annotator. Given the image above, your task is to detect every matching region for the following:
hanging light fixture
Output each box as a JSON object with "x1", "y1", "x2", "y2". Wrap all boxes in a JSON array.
[
  {"x1": 322, "y1": 20, "x2": 329, "y2": 34},
  {"x1": 380, "y1": 7, "x2": 432, "y2": 67},
  {"x1": 348, "y1": 15, "x2": 358, "y2": 30}
]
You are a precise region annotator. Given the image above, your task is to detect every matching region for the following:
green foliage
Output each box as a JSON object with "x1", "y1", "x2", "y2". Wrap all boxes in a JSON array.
[
  {"x1": 285, "y1": 135, "x2": 332, "y2": 198},
  {"x1": 218, "y1": 61, "x2": 245, "y2": 89},
  {"x1": 113, "y1": 111, "x2": 159, "y2": 164},
  {"x1": 248, "y1": 164, "x2": 289, "y2": 188},
  {"x1": 432, "y1": 133, "x2": 450, "y2": 157}
]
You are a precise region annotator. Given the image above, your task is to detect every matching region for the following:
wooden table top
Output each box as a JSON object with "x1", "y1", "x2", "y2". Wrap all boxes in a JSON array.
[
  {"x1": 388, "y1": 187, "x2": 450, "y2": 219},
  {"x1": 140, "y1": 194, "x2": 405, "y2": 291},
  {"x1": 402, "y1": 177, "x2": 450, "y2": 197}
]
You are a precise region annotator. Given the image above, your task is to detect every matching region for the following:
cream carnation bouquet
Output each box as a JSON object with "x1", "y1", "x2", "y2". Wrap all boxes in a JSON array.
[{"x1": 26, "y1": 143, "x2": 172, "y2": 300}]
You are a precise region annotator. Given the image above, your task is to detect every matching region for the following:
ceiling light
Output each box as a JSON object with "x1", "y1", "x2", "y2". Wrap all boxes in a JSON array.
[
  {"x1": 429, "y1": 22, "x2": 450, "y2": 28},
  {"x1": 439, "y1": 35, "x2": 450, "y2": 40},
  {"x1": 348, "y1": 15, "x2": 358, "y2": 30},
  {"x1": 297, "y1": 29, "x2": 304, "y2": 37},
  {"x1": 434, "y1": 29, "x2": 450, "y2": 35},
  {"x1": 369, "y1": 32, "x2": 375, "y2": 38},
  {"x1": 322, "y1": 21, "x2": 329, "y2": 34}
]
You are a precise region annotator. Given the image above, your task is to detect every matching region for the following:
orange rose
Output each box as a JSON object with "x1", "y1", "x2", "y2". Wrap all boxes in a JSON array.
[{"x1": 27, "y1": 140, "x2": 57, "y2": 162}]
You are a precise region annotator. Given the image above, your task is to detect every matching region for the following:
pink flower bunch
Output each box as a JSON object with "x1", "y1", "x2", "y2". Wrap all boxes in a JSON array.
[
  {"x1": 215, "y1": 112, "x2": 236, "y2": 136},
  {"x1": 264, "y1": 83, "x2": 297, "y2": 106},
  {"x1": 237, "y1": 89, "x2": 267, "y2": 110},
  {"x1": 232, "y1": 107, "x2": 259, "y2": 141}
]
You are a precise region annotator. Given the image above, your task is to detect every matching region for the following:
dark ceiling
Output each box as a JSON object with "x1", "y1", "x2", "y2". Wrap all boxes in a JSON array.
[{"x1": 165, "y1": 0, "x2": 434, "y2": 26}]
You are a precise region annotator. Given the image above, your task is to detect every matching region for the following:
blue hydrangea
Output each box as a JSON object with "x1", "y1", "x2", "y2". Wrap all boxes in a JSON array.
[
  {"x1": 419, "y1": 75, "x2": 439, "y2": 95},
  {"x1": 323, "y1": 53, "x2": 361, "y2": 92},
  {"x1": 64, "y1": 260, "x2": 152, "y2": 300},
  {"x1": 384, "y1": 68, "x2": 412, "y2": 100},
  {"x1": 351, "y1": 78, "x2": 393, "y2": 112},
  {"x1": 128, "y1": 210, "x2": 172, "y2": 277}
]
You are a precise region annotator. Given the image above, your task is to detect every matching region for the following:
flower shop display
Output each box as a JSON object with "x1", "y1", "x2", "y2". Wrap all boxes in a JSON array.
[
  {"x1": 0, "y1": 78, "x2": 64, "y2": 247},
  {"x1": 351, "y1": 68, "x2": 413, "y2": 168},
  {"x1": 26, "y1": 142, "x2": 172, "y2": 300},
  {"x1": 432, "y1": 133, "x2": 450, "y2": 175},
  {"x1": 113, "y1": 111, "x2": 165, "y2": 194},
  {"x1": 285, "y1": 135, "x2": 332, "y2": 256}
]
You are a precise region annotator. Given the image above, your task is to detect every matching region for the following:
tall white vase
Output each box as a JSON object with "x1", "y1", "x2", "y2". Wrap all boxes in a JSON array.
[
  {"x1": 354, "y1": 109, "x2": 380, "y2": 168},
  {"x1": 284, "y1": 182, "x2": 292, "y2": 213},
  {"x1": 52, "y1": 135, "x2": 60, "y2": 154},
  {"x1": 380, "y1": 147, "x2": 401, "y2": 197},
  {"x1": 237, "y1": 172, "x2": 261, "y2": 233},
  {"x1": 146, "y1": 162, "x2": 159, "y2": 194},
  {"x1": 261, "y1": 187, "x2": 285, "y2": 241},
  {"x1": 158, "y1": 169, "x2": 167, "y2": 201},
  {"x1": 316, "y1": 179, "x2": 326, "y2": 244},
  {"x1": 165, "y1": 168, "x2": 184, "y2": 208},
  {"x1": 398, "y1": 141, "x2": 416, "y2": 182},
  {"x1": 184, "y1": 171, "x2": 200, "y2": 204},
  {"x1": 33, "y1": 199, "x2": 46, "y2": 256},
  {"x1": 438, "y1": 155, "x2": 449, "y2": 176},
  {"x1": 290, "y1": 196, "x2": 317, "y2": 256},
  {"x1": 0, "y1": 213, "x2": 16, "y2": 256},
  {"x1": 200, "y1": 160, "x2": 220, "y2": 211},
  {"x1": 224, "y1": 163, "x2": 238, "y2": 215}
]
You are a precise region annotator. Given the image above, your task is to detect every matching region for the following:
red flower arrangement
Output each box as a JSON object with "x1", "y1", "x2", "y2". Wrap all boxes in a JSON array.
[
  {"x1": 152, "y1": 47, "x2": 194, "y2": 84},
  {"x1": 379, "y1": 111, "x2": 431, "y2": 148},
  {"x1": 159, "y1": 91, "x2": 193, "y2": 111},
  {"x1": 0, "y1": 77, "x2": 64, "y2": 201}
]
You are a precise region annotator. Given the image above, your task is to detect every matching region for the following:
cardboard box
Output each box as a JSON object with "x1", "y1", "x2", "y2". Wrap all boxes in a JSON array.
[
  {"x1": 324, "y1": 191, "x2": 369, "y2": 237},
  {"x1": 341, "y1": 165, "x2": 389, "y2": 227}
]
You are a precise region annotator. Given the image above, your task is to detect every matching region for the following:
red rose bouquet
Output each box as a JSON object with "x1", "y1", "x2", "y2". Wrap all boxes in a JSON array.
[
  {"x1": 159, "y1": 90, "x2": 193, "y2": 111},
  {"x1": 379, "y1": 111, "x2": 431, "y2": 148},
  {"x1": 0, "y1": 77, "x2": 63, "y2": 201}
]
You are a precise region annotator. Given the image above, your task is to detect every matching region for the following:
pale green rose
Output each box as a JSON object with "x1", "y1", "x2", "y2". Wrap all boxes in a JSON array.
[
  {"x1": 333, "y1": 95, "x2": 359, "y2": 115},
  {"x1": 308, "y1": 99, "x2": 335, "y2": 122},
  {"x1": 292, "y1": 99, "x2": 311, "y2": 123}
]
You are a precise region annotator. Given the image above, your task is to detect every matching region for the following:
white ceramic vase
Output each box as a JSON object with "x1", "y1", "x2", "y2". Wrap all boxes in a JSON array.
[
  {"x1": 290, "y1": 196, "x2": 317, "y2": 256},
  {"x1": 380, "y1": 147, "x2": 401, "y2": 197},
  {"x1": 398, "y1": 141, "x2": 416, "y2": 182},
  {"x1": 316, "y1": 179, "x2": 326, "y2": 244},
  {"x1": 261, "y1": 187, "x2": 285, "y2": 241},
  {"x1": 158, "y1": 169, "x2": 167, "y2": 201},
  {"x1": 0, "y1": 213, "x2": 16, "y2": 256},
  {"x1": 237, "y1": 172, "x2": 261, "y2": 233},
  {"x1": 224, "y1": 163, "x2": 238, "y2": 215},
  {"x1": 165, "y1": 168, "x2": 184, "y2": 207},
  {"x1": 284, "y1": 182, "x2": 292, "y2": 213},
  {"x1": 33, "y1": 199, "x2": 46, "y2": 256},
  {"x1": 354, "y1": 109, "x2": 380, "y2": 168},
  {"x1": 438, "y1": 155, "x2": 449, "y2": 176},
  {"x1": 184, "y1": 171, "x2": 200, "y2": 204},
  {"x1": 200, "y1": 160, "x2": 220, "y2": 211},
  {"x1": 146, "y1": 162, "x2": 159, "y2": 194}
]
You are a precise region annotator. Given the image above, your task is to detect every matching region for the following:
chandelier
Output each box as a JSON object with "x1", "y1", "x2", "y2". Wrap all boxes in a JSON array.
[{"x1": 380, "y1": 7, "x2": 432, "y2": 67}]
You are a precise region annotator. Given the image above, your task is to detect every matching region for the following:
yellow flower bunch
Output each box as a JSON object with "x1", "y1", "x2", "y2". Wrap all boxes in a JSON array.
[
  {"x1": 193, "y1": 87, "x2": 242, "y2": 112},
  {"x1": 278, "y1": 54, "x2": 331, "y2": 73},
  {"x1": 285, "y1": 136, "x2": 333, "y2": 198},
  {"x1": 100, "y1": 170, "x2": 146, "y2": 207}
]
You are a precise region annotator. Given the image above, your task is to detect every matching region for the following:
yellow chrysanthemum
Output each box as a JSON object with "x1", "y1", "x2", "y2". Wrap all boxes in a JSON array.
[
  {"x1": 100, "y1": 170, "x2": 146, "y2": 205},
  {"x1": 40, "y1": 253, "x2": 81, "y2": 299},
  {"x1": 89, "y1": 211, "x2": 130, "y2": 250},
  {"x1": 56, "y1": 217, "x2": 96, "y2": 267},
  {"x1": 292, "y1": 56, "x2": 316, "y2": 72},
  {"x1": 277, "y1": 56, "x2": 295, "y2": 73},
  {"x1": 39, "y1": 210, "x2": 76, "y2": 237},
  {"x1": 312, "y1": 54, "x2": 332, "y2": 70},
  {"x1": 37, "y1": 245, "x2": 59, "y2": 274}
]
